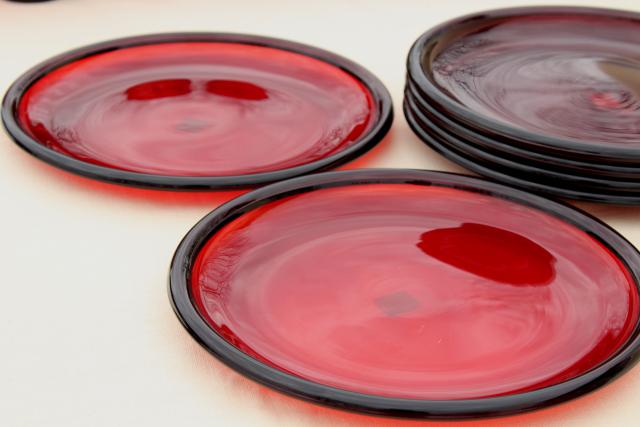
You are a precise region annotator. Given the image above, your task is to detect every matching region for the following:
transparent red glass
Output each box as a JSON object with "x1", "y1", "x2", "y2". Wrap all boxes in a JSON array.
[
  {"x1": 3, "y1": 34, "x2": 391, "y2": 189},
  {"x1": 430, "y1": 13, "x2": 640, "y2": 146},
  {"x1": 190, "y1": 181, "x2": 639, "y2": 400},
  {"x1": 17, "y1": 42, "x2": 375, "y2": 176},
  {"x1": 408, "y1": 7, "x2": 640, "y2": 163}
]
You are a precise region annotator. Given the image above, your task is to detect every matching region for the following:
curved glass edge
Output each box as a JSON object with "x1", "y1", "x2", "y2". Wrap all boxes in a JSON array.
[
  {"x1": 404, "y1": 90, "x2": 640, "y2": 194},
  {"x1": 405, "y1": 78, "x2": 640, "y2": 179},
  {"x1": 403, "y1": 100, "x2": 640, "y2": 205}
]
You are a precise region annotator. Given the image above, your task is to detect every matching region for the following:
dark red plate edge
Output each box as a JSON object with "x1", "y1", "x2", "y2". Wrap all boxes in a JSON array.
[
  {"x1": 402, "y1": 99, "x2": 640, "y2": 205},
  {"x1": 405, "y1": 78, "x2": 640, "y2": 178},
  {"x1": 404, "y1": 90, "x2": 640, "y2": 193},
  {"x1": 1, "y1": 33, "x2": 393, "y2": 190},
  {"x1": 406, "y1": 5, "x2": 640, "y2": 162},
  {"x1": 168, "y1": 168, "x2": 640, "y2": 419}
]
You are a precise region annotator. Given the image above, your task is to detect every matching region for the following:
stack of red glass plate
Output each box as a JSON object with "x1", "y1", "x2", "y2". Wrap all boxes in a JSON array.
[{"x1": 405, "y1": 7, "x2": 640, "y2": 204}]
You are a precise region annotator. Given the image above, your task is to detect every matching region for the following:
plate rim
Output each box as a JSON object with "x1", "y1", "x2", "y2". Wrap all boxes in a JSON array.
[
  {"x1": 403, "y1": 100, "x2": 640, "y2": 205},
  {"x1": 405, "y1": 77, "x2": 640, "y2": 178},
  {"x1": 404, "y1": 90, "x2": 640, "y2": 192}
]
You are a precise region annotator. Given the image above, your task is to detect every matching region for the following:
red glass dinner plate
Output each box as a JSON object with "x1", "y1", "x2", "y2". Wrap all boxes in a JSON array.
[
  {"x1": 169, "y1": 169, "x2": 640, "y2": 418},
  {"x1": 407, "y1": 6, "x2": 640, "y2": 164},
  {"x1": 2, "y1": 33, "x2": 392, "y2": 189}
]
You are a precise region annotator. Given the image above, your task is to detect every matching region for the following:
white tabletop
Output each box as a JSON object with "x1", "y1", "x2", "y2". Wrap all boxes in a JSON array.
[{"x1": 3, "y1": 0, "x2": 640, "y2": 425}]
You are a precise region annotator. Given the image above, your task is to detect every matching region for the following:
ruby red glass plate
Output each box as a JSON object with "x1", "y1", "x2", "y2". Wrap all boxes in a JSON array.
[
  {"x1": 407, "y1": 7, "x2": 640, "y2": 163},
  {"x1": 169, "y1": 169, "x2": 640, "y2": 418},
  {"x1": 2, "y1": 34, "x2": 392, "y2": 189}
]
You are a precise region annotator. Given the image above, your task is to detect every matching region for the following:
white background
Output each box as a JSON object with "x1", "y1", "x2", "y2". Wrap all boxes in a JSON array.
[{"x1": 2, "y1": 0, "x2": 640, "y2": 426}]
